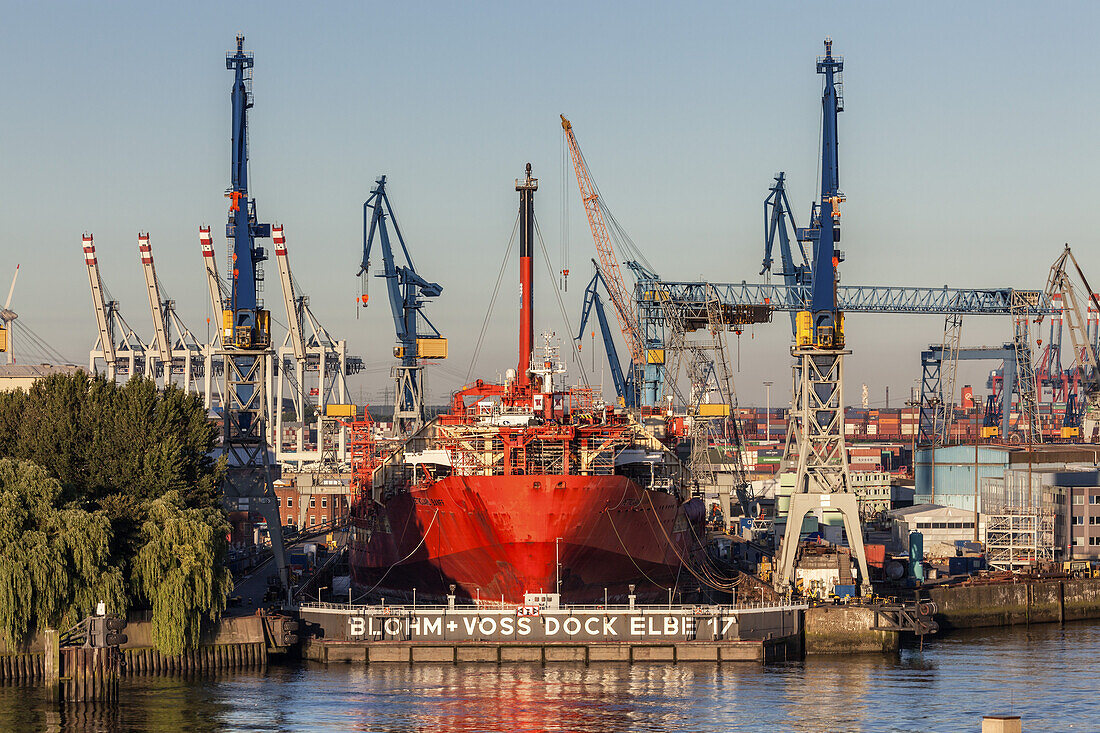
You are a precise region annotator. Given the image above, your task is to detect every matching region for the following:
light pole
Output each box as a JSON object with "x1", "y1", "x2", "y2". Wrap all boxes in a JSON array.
[
  {"x1": 555, "y1": 537, "x2": 563, "y2": 595},
  {"x1": 763, "y1": 381, "x2": 773, "y2": 441}
]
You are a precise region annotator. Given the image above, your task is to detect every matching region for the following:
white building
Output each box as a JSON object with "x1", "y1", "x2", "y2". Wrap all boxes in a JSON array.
[{"x1": 888, "y1": 503, "x2": 983, "y2": 554}]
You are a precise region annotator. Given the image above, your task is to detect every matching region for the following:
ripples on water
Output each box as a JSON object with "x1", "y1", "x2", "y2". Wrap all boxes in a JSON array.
[{"x1": 0, "y1": 621, "x2": 1097, "y2": 732}]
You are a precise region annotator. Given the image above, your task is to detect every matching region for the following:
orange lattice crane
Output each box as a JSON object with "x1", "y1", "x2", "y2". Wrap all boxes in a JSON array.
[{"x1": 561, "y1": 115, "x2": 646, "y2": 371}]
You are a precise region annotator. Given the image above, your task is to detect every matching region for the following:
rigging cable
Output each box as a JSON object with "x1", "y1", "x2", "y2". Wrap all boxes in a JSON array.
[{"x1": 465, "y1": 214, "x2": 520, "y2": 384}]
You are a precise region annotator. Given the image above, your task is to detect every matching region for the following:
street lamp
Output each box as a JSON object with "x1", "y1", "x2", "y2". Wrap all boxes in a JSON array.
[{"x1": 763, "y1": 381, "x2": 774, "y2": 441}]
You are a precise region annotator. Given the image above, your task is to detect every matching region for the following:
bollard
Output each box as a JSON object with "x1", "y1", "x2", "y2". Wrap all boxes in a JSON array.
[{"x1": 983, "y1": 715, "x2": 1022, "y2": 733}]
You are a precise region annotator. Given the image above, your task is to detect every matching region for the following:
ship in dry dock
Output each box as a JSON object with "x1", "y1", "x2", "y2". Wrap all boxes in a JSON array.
[{"x1": 349, "y1": 164, "x2": 706, "y2": 604}]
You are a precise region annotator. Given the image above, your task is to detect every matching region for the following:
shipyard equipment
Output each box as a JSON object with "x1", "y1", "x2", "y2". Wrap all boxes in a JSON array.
[
  {"x1": 774, "y1": 40, "x2": 872, "y2": 597},
  {"x1": 271, "y1": 225, "x2": 359, "y2": 468},
  {"x1": 199, "y1": 226, "x2": 228, "y2": 408},
  {"x1": 359, "y1": 176, "x2": 445, "y2": 436},
  {"x1": 1039, "y1": 245, "x2": 1100, "y2": 440},
  {"x1": 137, "y1": 234, "x2": 205, "y2": 392},
  {"x1": 562, "y1": 115, "x2": 656, "y2": 406},
  {"x1": 576, "y1": 261, "x2": 633, "y2": 406},
  {"x1": 218, "y1": 35, "x2": 289, "y2": 598},
  {"x1": 0, "y1": 265, "x2": 18, "y2": 363},
  {"x1": 84, "y1": 235, "x2": 148, "y2": 379}
]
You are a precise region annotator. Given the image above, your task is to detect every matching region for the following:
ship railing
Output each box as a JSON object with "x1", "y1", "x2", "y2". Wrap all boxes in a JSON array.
[{"x1": 297, "y1": 600, "x2": 809, "y2": 613}]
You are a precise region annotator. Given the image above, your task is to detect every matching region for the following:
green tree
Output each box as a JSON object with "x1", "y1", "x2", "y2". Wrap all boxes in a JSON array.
[
  {"x1": 131, "y1": 492, "x2": 233, "y2": 656},
  {"x1": 0, "y1": 459, "x2": 126, "y2": 647}
]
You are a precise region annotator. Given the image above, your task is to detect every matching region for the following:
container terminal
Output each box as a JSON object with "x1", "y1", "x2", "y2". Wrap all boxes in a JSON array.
[{"x1": 3, "y1": 35, "x2": 1100, "y2": 700}]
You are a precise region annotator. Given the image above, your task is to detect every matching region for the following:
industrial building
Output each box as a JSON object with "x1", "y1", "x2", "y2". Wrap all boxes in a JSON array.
[{"x1": 0, "y1": 364, "x2": 84, "y2": 392}]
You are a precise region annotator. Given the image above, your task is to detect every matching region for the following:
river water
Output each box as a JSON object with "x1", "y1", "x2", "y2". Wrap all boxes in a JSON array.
[{"x1": 1, "y1": 621, "x2": 1097, "y2": 732}]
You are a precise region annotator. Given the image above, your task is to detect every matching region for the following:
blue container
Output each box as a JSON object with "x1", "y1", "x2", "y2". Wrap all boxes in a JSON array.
[{"x1": 833, "y1": 584, "x2": 856, "y2": 599}]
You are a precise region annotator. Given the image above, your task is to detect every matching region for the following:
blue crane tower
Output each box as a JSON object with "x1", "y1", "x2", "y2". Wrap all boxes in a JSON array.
[
  {"x1": 772, "y1": 39, "x2": 872, "y2": 597},
  {"x1": 217, "y1": 35, "x2": 289, "y2": 598},
  {"x1": 577, "y1": 260, "x2": 634, "y2": 407},
  {"x1": 360, "y1": 176, "x2": 446, "y2": 436}
]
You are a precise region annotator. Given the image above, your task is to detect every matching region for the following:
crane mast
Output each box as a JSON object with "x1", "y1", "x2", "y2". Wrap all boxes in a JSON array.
[
  {"x1": 561, "y1": 116, "x2": 646, "y2": 377},
  {"x1": 83, "y1": 234, "x2": 118, "y2": 376},
  {"x1": 138, "y1": 234, "x2": 172, "y2": 363},
  {"x1": 774, "y1": 39, "x2": 871, "y2": 597},
  {"x1": 218, "y1": 35, "x2": 288, "y2": 599},
  {"x1": 199, "y1": 226, "x2": 227, "y2": 333},
  {"x1": 272, "y1": 226, "x2": 306, "y2": 361}
]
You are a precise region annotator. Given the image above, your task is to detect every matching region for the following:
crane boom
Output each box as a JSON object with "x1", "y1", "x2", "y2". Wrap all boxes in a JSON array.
[
  {"x1": 576, "y1": 261, "x2": 631, "y2": 405},
  {"x1": 561, "y1": 116, "x2": 645, "y2": 368},
  {"x1": 199, "y1": 226, "x2": 227, "y2": 331},
  {"x1": 83, "y1": 234, "x2": 117, "y2": 367},
  {"x1": 272, "y1": 226, "x2": 306, "y2": 360},
  {"x1": 138, "y1": 233, "x2": 172, "y2": 360},
  {"x1": 3, "y1": 264, "x2": 18, "y2": 312}
]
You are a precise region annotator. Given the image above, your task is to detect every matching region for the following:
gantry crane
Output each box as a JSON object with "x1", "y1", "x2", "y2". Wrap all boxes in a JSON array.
[
  {"x1": 83, "y1": 234, "x2": 147, "y2": 379},
  {"x1": 271, "y1": 225, "x2": 358, "y2": 468},
  {"x1": 1039, "y1": 245, "x2": 1100, "y2": 440},
  {"x1": 359, "y1": 176, "x2": 445, "y2": 436},
  {"x1": 137, "y1": 233, "x2": 204, "y2": 392},
  {"x1": 218, "y1": 35, "x2": 289, "y2": 598},
  {"x1": 774, "y1": 39, "x2": 872, "y2": 596},
  {"x1": 199, "y1": 225, "x2": 228, "y2": 408}
]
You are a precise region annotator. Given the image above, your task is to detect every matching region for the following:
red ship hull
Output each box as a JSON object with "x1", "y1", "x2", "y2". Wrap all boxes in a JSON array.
[{"x1": 351, "y1": 474, "x2": 701, "y2": 604}]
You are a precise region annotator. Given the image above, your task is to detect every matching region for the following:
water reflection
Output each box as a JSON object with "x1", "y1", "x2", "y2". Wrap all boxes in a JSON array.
[{"x1": 0, "y1": 622, "x2": 1097, "y2": 732}]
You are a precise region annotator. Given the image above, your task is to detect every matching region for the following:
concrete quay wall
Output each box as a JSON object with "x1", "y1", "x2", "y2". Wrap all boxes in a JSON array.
[
  {"x1": 928, "y1": 578, "x2": 1100, "y2": 630},
  {"x1": 804, "y1": 606, "x2": 900, "y2": 655}
]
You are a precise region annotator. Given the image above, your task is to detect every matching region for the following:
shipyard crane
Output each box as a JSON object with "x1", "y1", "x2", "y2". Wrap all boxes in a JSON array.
[
  {"x1": 83, "y1": 234, "x2": 147, "y2": 379},
  {"x1": 1039, "y1": 245, "x2": 1100, "y2": 440},
  {"x1": 760, "y1": 174, "x2": 810, "y2": 333},
  {"x1": 199, "y1": 226, "x2": 229, "y2": 408},
  {"x1": 561, "y1": 115, "x2": 655, "y2": 404},
  {"x1": 0, "y1": 265, "x2": 18, "y2": 363},
  {"x1": 773, "y1": 39, "x2": 872, "y2": 597},
  {"x1": 219, "y1": 35, "x2": 289, "y2": 599},
  {"x1": 360, "y1": 176, "x2": 446, "y2": 436},
  {"x1": 137, "y1": 234, "x2": 205, "y2": 391},
  {"x1": 576, "y1": 261, "x2": 633, "y2": 406},
  {"x1": 271, "y1": 225, "x2": 358, "y2": 468}
]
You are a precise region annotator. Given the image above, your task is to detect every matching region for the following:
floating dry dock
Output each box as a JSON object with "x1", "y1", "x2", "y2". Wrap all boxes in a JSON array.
[{"x1": 299, "y1": 601, "x2": 807, "y2": 665}]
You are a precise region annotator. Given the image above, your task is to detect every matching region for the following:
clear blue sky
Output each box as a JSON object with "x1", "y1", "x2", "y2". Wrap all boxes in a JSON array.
[{"x1": 2, "y1": 1, "x2": 1098, "y2": 407}]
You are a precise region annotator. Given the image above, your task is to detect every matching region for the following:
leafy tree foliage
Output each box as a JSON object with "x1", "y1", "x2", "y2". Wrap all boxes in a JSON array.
[
  {"x1": 0, "y1": 374, "x2": 232, "y2": 651},
  {"x1": 132, "y1": 492, "x2": 233, "y2": 656},
  {"x1": 0, "y1": 459, "x2": 126, "y2": 647}
]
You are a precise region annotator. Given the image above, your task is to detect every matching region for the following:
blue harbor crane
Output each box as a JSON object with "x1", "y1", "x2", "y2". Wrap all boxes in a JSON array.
[
  {"x1": 217, "y1": 35, "x2": 289, "y2": 599},
  {"x1": 359, "y1": 176, "x2": 446, "y2": 436},
  {"x1": 760, "y1": 173, "x2": 809, "y2": 333},
  {"x1": 577, "y1": 261, "x2": 634, "y2": 407}
]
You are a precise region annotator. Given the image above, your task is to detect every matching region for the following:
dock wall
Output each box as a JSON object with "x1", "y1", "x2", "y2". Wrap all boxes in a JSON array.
[
  {"x1": 804, "y1": 606, "x2": 899, "y2": 655},
  {"x1": 928, "y1": 578, "x2": 1100, "y2": 630}
]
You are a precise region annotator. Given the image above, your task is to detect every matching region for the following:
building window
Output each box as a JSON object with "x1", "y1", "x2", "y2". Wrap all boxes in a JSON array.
[
  {"x1": 286, "y1": 516, "x2": 294, "y2": 526},
  {"x1": 1090, "y1": 516, "x2": 1100, "y2": 525},
  {"x1": 322, "y1": 497, "x2": 328, "y2": 508},
  {"x1": 1091, "y1": 495, "x2": 1100, "y2": 505},
  {"x1": 310, "y1": 515, "x2": 316, "y2": 526},
  {"x1": 1073, "y1": 494, "x2": 1085, "y2": 505},
  {"x1": 276, "y1": 497, "x2": 281, "y2": 507},
  {"x1": 1073, "y1": 536, "x2": 1085, "y2": 546},
  {"x1": 1072, "y1": 515, "x2": 1084, "y2": 526},
  {"x1": 309, "y1": 497, "x2": 316, "y2": 508},
  {"x1": 1091, "y1": 536, "x2": 1100, "y2": 546}
]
